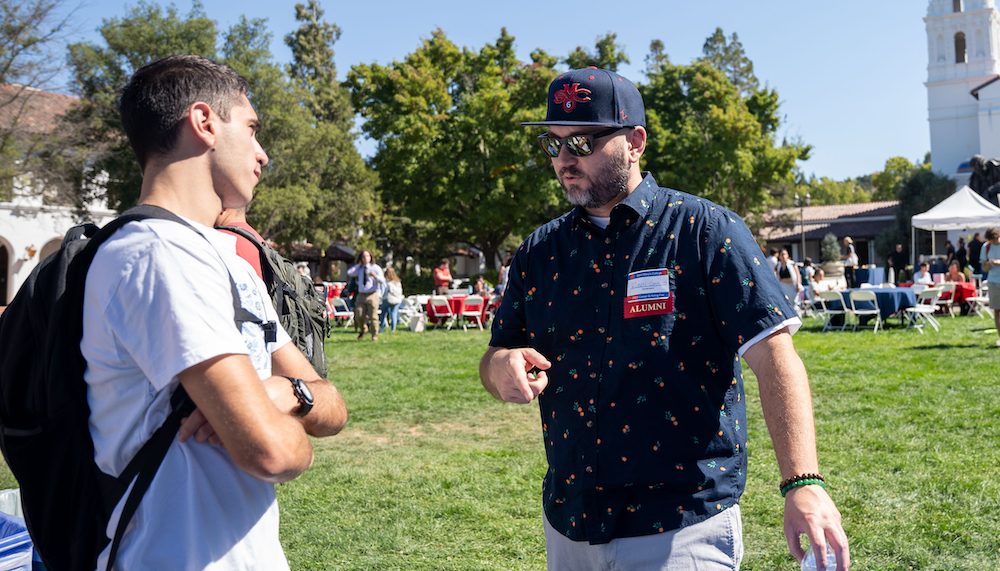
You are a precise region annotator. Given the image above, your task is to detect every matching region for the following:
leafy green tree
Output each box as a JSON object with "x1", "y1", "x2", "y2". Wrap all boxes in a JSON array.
[
  {"x1": 700, "y1": 28, "x2": 758, "y2": 97},
  {"x1": 564, "y1": 32, "x2": 629, "y2": 71},
  {"x1": 348, "y1": 28, "x2": 564, "y2": 269},
  {"x1": 801, "y1": 176, "x2": 872, "y2": 205},
  {"x1": 228, "y1": 4, "x2": 379, "y2": 250},
  {"x1": 874, "y1": 167, "x2": 954, "y2": 259},
  {"x1": 871, "y1": 156, "x2": 923, "y2": 201},
  {"x1": 64, "y1": 0, "x2": 217, "y2": 210},
  {"x1": 641, "y1": 58, "x2": 808, "y2": 218},
  {"x1": 0, "y1": 0, "x2": 78, "y2": 200}
]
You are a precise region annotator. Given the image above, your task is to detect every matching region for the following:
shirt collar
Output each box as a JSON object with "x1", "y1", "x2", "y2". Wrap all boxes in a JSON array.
[{"x1": 571, "y1": 172, "x2": 659, "y2": 231}]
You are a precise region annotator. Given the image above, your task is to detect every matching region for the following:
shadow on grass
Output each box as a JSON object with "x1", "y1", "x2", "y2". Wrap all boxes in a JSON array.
[{"x1": 909, "y1": 343, "x2": 987, "y2": 350}]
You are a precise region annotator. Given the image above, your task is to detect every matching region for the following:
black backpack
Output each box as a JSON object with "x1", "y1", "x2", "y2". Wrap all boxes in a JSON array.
[
  {"x1": 0, "y1": 205, "x2": 267, "y2": 571},
  {"x1": 217, "y1": 225, "x2": 329, "y2": 378}
]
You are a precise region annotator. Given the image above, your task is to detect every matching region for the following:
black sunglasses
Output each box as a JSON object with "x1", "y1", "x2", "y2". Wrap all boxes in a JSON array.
[{"x1": 537, "y1": 127, "x2": 627, "y2": 158}]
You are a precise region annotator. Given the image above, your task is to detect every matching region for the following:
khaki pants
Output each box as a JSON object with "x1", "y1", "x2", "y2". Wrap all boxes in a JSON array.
[{"x1": 354, "y1": 291, "x2": 380, "y2": 336}]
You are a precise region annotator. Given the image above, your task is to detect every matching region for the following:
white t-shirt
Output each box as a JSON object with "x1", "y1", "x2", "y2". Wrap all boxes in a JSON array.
[{"x1": 82, "y1": 217, "x2": 292, "y2": 571}]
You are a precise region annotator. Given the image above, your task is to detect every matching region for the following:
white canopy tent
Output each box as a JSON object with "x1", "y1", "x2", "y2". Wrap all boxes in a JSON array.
[{"x1": 910, "y1": 185, "x2": 1000, "y2": 265}]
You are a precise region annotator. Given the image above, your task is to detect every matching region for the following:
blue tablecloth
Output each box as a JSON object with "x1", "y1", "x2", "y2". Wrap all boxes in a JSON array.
[
  {"x1": 855, "y1": 267, "x2": 886, "y2": 285},
  {"x1": 840, "y1": 287, "x2": 918, "y2": 319}
]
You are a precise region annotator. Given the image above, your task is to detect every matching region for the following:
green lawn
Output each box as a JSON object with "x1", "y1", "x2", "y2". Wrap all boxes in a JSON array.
[{"x1": 2, "y1": 314, "x2": 999, "y2": 569}]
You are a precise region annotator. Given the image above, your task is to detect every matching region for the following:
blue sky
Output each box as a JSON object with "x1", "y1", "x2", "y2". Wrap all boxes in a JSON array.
[{"x1": 71, "y1": 0, "x2": 930, "y2": 182}]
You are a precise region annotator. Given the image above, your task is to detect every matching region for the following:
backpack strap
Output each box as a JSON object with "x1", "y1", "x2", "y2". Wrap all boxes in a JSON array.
[
  {"x1": 95, "y1": 206, "x2": 272, "y2": 569},
  {"x1": 216, "y1": 225, "x2": 284, "y2": 317}
]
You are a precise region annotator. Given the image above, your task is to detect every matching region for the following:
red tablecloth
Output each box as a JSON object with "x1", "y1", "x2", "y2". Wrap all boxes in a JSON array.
[
  {"x1": 939, "y1": 282, "x2": 977, "y2": 305},
  {"x1": 426, "y1": 296, "x2": 488, "y2": 325}
]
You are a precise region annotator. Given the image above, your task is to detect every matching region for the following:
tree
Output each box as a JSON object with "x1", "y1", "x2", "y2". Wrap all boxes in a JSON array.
[
  {"x1": 700, "y1": 28, "x2": 758, "y2": 97},
  {"x1": 641, "y1": 57, "x2": 808, "y2": 218},
  {"x1": 800, "y1": 176, "x2": 872, "y2": 205},
  {"x1": 564, "y1": 32, "x2": 629, "y2": 71},
  {"x1": 64, "y1": 0, "x2": 217, "y2": 211},
  {"x1": 0, "y1": 0, "x2": 77, "y2": 199},
  {"x1": 871, "y1": 156, "x2": 924, "y2": 201},
  {"x1": 874, "y1": 167, "x2": 955, "y2": 259},
  {"x1": 348, "y1": 28, "x2": 565, "y2": 270},
  {"x1": 226, "y1": 4, "x2": 379, "y2": 250}
]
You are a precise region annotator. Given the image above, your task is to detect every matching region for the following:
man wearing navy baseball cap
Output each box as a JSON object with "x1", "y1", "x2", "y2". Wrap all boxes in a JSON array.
[{"x1": 480, "y1": 68, "x2": 849, "y2": 570}]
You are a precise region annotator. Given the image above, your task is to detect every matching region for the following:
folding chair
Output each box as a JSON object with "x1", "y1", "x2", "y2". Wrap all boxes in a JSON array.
[
  {"x1": 459, "y1": 295, "x2": 485, "y2": 331},
  {"x1": 329, "y1": 297, "x2": 354, "y2": 328},
  {"x1": 429, "y1": 295, "x2": 457, "y2": 330},
  {"x1": 966, "y1": 282, "x2": 994, "y2": 319},
  {"x1": 905, "y1": 286, "x2": 942, "y2": 333},
  {"x1": 396, "y1": 296, "x2": 422, "y2": 328},
  {"x1": 816, "y1": 291, "x2": 849, "y2": 332},
  {"x1": 934, "y1": 283, "x2": 958, "y2": 317},
  {"x1": 848, "y1": 289, "x2": 882, "y2": 333}
]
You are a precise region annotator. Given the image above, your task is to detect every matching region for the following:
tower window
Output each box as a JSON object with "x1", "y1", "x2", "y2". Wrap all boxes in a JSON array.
[
  {"x1": 954, "y1": 0, "x2": 962, "y2": 12},
  {"x1": 956, "y1": 31, "x2": 967, "y2": 63}
]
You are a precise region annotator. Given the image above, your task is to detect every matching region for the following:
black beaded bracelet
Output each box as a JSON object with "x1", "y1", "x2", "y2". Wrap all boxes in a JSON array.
[{"x1": 779, "y1": 473, "x2": 826, "y2": 497}]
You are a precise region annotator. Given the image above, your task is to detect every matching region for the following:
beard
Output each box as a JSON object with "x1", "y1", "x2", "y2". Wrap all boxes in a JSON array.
[{"x1": 558, "y1": 145, "x2": 631, "y2": 210}]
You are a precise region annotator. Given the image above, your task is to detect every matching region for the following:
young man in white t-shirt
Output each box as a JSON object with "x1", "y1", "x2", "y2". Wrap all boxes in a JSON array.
[{"x1": 82, "y1": 55, "x2": 347, "y2": 570}]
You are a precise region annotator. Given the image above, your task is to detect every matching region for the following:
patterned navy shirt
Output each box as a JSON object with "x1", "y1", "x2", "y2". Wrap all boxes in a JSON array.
[{"x1": 490, "y1": 173, "x2": 796, "y2": 544}]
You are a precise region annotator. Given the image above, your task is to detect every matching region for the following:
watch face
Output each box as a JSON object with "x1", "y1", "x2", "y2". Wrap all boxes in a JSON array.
[{"x1": 296, "y1": 378, "x2": 314, "y2": 404}]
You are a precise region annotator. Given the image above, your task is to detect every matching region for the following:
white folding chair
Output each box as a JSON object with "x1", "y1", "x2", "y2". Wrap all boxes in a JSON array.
[
  {"x1": 459, "y1": 295, "x2": 485, "y2": 331},
  {"x1": 966, "y1": 283, "x2": 994, "y2": 319},
  {"x1": 905, "y1": 286, "x2": 942, "y2": 333},
  {"x1": 329, "y1": 297, "x2": 354, "y2": 328},
  {"x1": 848, "y1": 290, "x2": 882, "y2": 333},
  {"x1": 816, "y1": 291, "x2": 849, "y2": 332},
  {"x1": 429, "y1": 295, "x2": 457, "y2": 330},
  {"x1": 396, "y1": 295, "x2": 422, "y2": 328},
  {"x1": 934, "y1": 283, "x2": 958, "y2": 317}
]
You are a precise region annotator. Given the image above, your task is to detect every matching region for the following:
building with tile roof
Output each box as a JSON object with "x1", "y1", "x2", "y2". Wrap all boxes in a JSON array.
[{"x1": 759, "y1": 200, "x2": 900, "y2": 266}]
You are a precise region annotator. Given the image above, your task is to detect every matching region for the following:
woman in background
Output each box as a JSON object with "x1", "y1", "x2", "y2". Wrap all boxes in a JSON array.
[{"x1": 380, "y1": 267, "x2": 405, "y2": 332}]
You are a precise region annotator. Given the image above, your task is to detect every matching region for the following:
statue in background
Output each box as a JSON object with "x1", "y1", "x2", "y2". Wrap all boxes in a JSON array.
[{"x1": 968, "y1": 155, "x2": 1000, "y2": 206}]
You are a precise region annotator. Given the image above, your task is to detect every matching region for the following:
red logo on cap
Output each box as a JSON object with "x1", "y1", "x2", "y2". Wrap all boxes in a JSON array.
[{"x1": 554, "y1": 83, "x2": 591, "y2": 113}]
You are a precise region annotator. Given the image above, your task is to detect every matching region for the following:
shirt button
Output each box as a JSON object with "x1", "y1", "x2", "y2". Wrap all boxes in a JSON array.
[
  {"x1": 601, "y1": 282, "x2": 609, "y2": 289},
  {"x1": 590, "y1": 372, "x2": 597, "y2": 379},
  {"x1": 587, "y1": 420, "x2": 594, "y2": 427},
  {"x1": 605, "y1": 237, "x2": 611, "y2": 244},
  {"x1": 598, "y1": 327, "x2": 606, "y2": 334},
  {"x1": 585, "y1": 466, "x2": 594, "y2": 473}
]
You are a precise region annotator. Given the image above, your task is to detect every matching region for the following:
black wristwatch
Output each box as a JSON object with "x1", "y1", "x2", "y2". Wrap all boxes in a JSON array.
[{"x1": 283, "y1": 376, "x2": 314, "y2": 418}]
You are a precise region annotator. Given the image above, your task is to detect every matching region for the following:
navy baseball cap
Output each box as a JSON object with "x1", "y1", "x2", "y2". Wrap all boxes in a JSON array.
[{"x1": 521, "y1": 67, "x2": 646, "y2": 128}]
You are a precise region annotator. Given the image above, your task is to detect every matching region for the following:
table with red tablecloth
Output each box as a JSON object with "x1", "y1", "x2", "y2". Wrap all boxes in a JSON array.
[
  {"x1": 426, "y1": 296, "x2": 488, "y2": 326},
  {"x1": 938, "y1": 282, "x2": 977, "y2": 305}
]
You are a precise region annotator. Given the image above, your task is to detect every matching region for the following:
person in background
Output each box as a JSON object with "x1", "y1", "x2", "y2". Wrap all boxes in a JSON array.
[
  {"x1": 944, "y1": 240, "x2": 955, "y2": 266},
  {"x1": 295, "y1": 261, "x2": 311, "y2": 280},
  {"x1": 944, "y1": 260, "x2": 967, "y2": 283},
  {"x1": 956, "y1": 238, "x2": 968, "y2": 273},
  {"x1": 969, "y1": 233, "x2": 985, "y2": 275},
  {"x1": 481, "y1": 67, "x2": 848, "y2": 571},
  {"x1": 347, "y1": 249, "x2": 385, "y2": 342},
  {"x1": 912, "y1": 262, "x2": 934, "y2": 285},
  {"x1": 472, "y1": 275, "x2": 488, "y2": 297},
  {"x1": 979, "y1": 227, "x2": 1000, "y2": 347},
  {"x1": 887, "y1": 243, "x2": 907, "y2": 284},
  {"x1": 379, "y1": 267, "x2": 405, "y2": 333},
  {"x1": 496, "y1": 254, "x2": 513, "y2": 296},
  {"x1": 433, "y1": 258, "x2": 452, "y2": 295},
  {"x1": 840, "y1": 237, "x2": 858, "y2": 289},
  {"x1": 768, "y1": 247, "x2": 780, "y2": 276},
  {"x1": 777, "y1": 249, "x2": 802, "y2": 312},
  {"x1": 801, "y1": 257, "x2": 816, "y2": 304}
]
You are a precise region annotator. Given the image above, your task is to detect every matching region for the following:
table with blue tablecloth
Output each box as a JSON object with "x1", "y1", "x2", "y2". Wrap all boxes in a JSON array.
[
  {"x1": 841, "y1": 287, "x2": 918, "y2": 322},
  {"x1": 855, "y1": 267, "x2": 886, "y2": 285}
]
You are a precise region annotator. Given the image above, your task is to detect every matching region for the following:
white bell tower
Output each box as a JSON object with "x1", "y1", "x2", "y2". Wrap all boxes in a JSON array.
[{"x1": 925, "y1": 0, "x2": 1000, "y2": 183}]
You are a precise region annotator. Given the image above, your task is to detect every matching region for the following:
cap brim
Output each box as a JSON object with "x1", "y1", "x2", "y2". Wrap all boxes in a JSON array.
[{"x1": 520, "y1": 120, "x2": 623, "y2": 127}]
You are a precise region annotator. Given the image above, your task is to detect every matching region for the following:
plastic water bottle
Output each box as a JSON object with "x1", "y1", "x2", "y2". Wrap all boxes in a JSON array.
[{"x1": 800, "y1": 541, "x2": 838, "y2": 571}]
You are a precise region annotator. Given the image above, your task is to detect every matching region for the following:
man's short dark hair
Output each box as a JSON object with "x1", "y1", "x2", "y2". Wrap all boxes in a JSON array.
[{"x1": 119, "y1": 54, "x2": 250, "y2": 169}]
